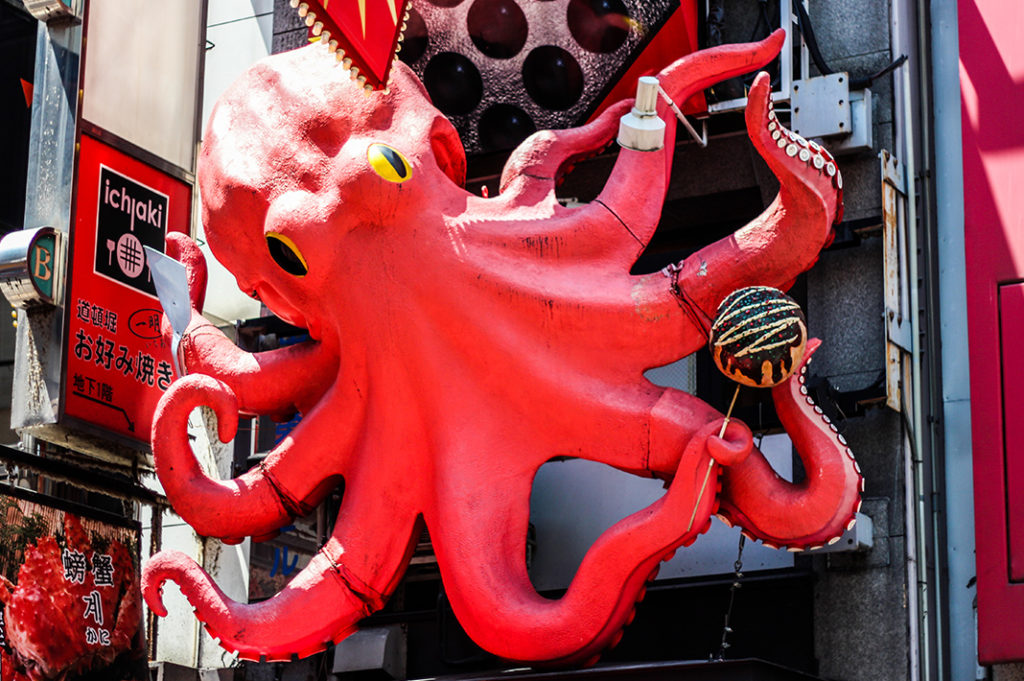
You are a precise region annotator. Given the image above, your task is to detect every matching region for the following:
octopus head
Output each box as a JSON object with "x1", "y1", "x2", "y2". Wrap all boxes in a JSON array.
[{"x1": 198, "y1": 47, "x2": 467, "y2": 341}]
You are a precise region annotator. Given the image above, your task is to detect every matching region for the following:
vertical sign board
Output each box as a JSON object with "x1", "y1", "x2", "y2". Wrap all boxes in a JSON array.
[
  {"x1": 961, "y1": 0, "x2": 1024, "y2": 663},
  {"x1": 0, "y1": 485, "x2": 145, "y2": 680},
  {"x1": 62, "y1": 133, "x2": 191, "y2": 444}
]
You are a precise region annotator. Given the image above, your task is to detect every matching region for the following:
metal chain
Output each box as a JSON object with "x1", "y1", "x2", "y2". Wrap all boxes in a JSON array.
[
  {"x1": 711, "y1": 432, "x2": 761, "y2": 661},
  {"x1": 712, "y1": 534, "x2": 746, "y2": 661}
]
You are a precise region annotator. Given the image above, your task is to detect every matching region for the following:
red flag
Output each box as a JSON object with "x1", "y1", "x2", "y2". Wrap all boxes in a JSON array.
[{"x1": 20, "y1": 78, "x2": 33, "y2": 107}]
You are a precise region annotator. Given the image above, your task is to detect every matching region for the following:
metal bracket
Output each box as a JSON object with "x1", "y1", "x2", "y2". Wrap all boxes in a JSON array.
[
  {"x1": 659, "y1": 86, "x2": 708, "y2": 148},
  {"x1": 791, "y1": 72, "x2": 852, "y2": 139},
  {"x1": 881, "y1": 150, "x2": 912, "y2": 412},
  {"x1": 801, "y1": 512, "x2": 874, "y2": 554},
  {"x1": 790, "y1": 73, "x2": 872, "y2": 154},
  {"x1": 881, "y1": 151, "x2": 912, "y2": 352},
  {"x1": 833, "y1": 87, "x2": 874, "y2": 154}
]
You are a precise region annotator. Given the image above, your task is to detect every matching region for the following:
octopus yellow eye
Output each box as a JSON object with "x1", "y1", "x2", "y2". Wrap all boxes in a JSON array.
[
  {"x1": 368, "y1": 143, "x2": 411, "y2": 183},
  {"x1": 266, "y1": 232, "x2": 308, "y2": 277}
]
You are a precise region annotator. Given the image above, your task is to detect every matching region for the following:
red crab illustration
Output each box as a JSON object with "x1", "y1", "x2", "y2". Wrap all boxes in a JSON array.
[
  {"x1": 0, "y1": 515, "x2": 140, "y2": 681},
  {"x1": 143, "y1": 30, "x2": 861, "y2": 665}
]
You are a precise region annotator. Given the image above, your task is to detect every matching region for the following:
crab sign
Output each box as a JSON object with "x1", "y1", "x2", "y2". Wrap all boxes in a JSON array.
[{"x1": 142, "y1": 29, "x2": 861, "y2": 665}]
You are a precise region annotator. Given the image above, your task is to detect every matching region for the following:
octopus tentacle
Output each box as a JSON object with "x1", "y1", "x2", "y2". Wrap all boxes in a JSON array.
[
  {"x1": 656, "y1": 29, "x2": 786, "y2": 123},
  {"x1": 624, "y1": 68, "x2": 844, "y2": 365},
  {"x1": 178, "y1": 320, "x2": 338, "y2": 419},
  {"x1": 498, "y1": 100, "x2": 628, "y2": 203},
  {"x1": 595, "y1": 30, "x2": 788, "y2": 249},
  {"x1": 678, "y1": 70, "x2": 842, "y2": 320},
  {"x1": 164, "y1": 233, "x2": 338, "y2": 418},
  {"x1": 498, "y1": 30, "x2": 786, "y2": 213},
  {"x1": 433, "y1": 419, "x2": 751, "y2": 665},
  {"x1": 143, "y1": 550, "x2": 368, "y2": 661},
  {"x1": 143, "y1": 491, "x2": 419, "y2": 662},
  {"x1": 165, "y1": 232, "x2": 208, "y2": 311},
  {"x1": 716, "y1": 339, "x2": 864, "y2": 549},
  {"x1": 152, "y1": 375, "x2": 358, "y2": 543}
]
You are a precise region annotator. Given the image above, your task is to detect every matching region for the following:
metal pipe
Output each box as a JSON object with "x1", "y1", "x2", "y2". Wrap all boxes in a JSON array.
[
  {"x1": 903, "y1": 51, "x2": 937, "y2": 681},
  {"x1": 888, "y1": 2, "x2": 928, "y2": 676},
  {"x1": 905, "y1": 423, "x2": 922, "y2": 681},
  {"x1": 927, "y1": 0, "x2": 981, "y2": 679}
]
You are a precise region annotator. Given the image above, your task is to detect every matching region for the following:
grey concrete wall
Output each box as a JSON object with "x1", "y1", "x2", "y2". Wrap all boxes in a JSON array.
[{"x1": 804, "y1": 2, "x2": 909, "y2": 679}]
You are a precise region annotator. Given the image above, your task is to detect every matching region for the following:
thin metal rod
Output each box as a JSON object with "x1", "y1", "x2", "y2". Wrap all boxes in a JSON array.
[
  {"x1": 719, "y1": 385, "x2": 741, "y2": 438},
  {"x1": 688, "y1": 386, "x2": 741, "y2": 532},
  {"x1": 658, "y1": 85, "x2": 708, "y2": 147}
]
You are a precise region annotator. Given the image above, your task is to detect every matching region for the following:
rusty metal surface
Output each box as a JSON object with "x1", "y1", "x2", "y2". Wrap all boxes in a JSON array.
[{"x1": 880, "y1": 149, "x2": 906, "y2": 411}]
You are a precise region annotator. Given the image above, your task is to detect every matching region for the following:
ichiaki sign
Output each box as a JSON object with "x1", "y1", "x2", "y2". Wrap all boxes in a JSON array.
[{"x1": 63, "y1": 133, "x2": 191, "y2": 443}]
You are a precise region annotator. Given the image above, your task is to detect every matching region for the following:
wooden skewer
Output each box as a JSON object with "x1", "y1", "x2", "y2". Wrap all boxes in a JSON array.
[
  {"x1": 687, "y1": 385, "x2": 741, "y2": 533},
  {"x1": 718, "y1": 385, "x2": 740, "y2": 438}
]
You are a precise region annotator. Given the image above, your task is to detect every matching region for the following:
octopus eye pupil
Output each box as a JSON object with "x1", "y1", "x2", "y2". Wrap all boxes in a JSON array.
[
  {"x1": 380, "y1": 147, "x2": 407, "y2": 178},
  {"x1": 266, "y1": 233, "x2": 308, "y2": 277},
  {"x1": 368, "y1": 143, "x2": 412, "y2": 183}
]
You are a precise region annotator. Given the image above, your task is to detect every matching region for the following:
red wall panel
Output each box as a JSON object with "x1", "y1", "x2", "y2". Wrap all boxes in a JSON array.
[{"x1": 961, "y1": 0, "x2": 1024, "y2": 664}]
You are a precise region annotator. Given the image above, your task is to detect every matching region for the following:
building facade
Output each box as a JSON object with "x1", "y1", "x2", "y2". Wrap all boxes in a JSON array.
[{"x1": 0, "y1": 1, "x2": 1020, "y2": 680}]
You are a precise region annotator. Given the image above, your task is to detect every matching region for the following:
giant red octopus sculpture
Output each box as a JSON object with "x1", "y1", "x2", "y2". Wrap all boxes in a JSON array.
[{"x1": 142, "y1": 29, "x2": 862, "y2": 665}]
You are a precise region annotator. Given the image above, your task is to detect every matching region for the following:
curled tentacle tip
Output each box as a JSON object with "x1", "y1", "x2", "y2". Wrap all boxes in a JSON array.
[
  {"x1": 141, "y1": 577, "x2": 169, "y2": 617},
  {"x1": 708, "y1": 419, "x2": 754, "y2": 467},
  {"x1": 766, "y1": 27, "x2": 786, "y2": 48}
]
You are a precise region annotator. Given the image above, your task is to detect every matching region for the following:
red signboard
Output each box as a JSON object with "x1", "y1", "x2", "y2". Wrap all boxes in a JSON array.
[
  {"x1": 62, "y1": 133, "x2": 191, "y2": 444},
  {"x1": 0, "y1": 485, "x2": 145, "y2": 680},
  {"x1": 961, "y1": 0, "x2": 1024, "y2": 663}
]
